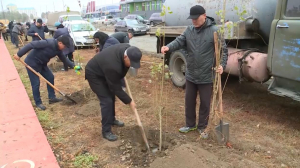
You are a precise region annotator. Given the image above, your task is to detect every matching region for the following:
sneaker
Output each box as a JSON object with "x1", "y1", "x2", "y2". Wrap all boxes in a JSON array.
[
  {"x1": 198, "y1": 129, "x2": 209, "y2": 139},
  {"x1": 49, "y1": 97, "x2": 63, "y2": 104},
  {"x1": 178, "y1": 126, "x2": 197, "y2": 133},
  {"x1": 102, "y1": 132, "x2": 118, "y2": 141},
  {"x1": 112, "y1": 120, "x2": 124, "y2": 127},
  {"x1": 36, "y1": 104, "x2": 46, "y2": 110}
]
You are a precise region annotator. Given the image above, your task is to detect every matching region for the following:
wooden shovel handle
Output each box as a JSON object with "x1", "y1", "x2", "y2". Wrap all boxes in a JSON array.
[
  {"x1": 214, "y1": 32, "x2": 223, "y2": 118},
  {"x1": 18, "y1": 59, "x2": 65, "y2": 96},
  {"x1": 124, "y1": 77, "x2": 150, "y2": 151},
  {"x1": 18, "y1": 36, "x2": 24, "y2": 46},
  {"x1": 37, "y1": 34, "x2": 42, "y2": 40}
]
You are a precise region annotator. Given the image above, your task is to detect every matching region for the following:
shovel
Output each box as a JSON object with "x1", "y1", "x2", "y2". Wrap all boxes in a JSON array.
[
  {"x1": 18, "y1": 35, "x2": 24, "y2": 46},
  {"x1": 213, "y1": 32, "x2": 229, "y2": 145},
  {"x1": 18, "y1": 59, "x2": 77, "y2": 104},
  {"x1": 124, "y1": 77, "x2": 150, "y2": 152}
]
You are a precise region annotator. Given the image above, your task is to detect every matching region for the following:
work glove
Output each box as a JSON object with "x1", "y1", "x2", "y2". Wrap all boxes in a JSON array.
[{"x1": 74, "y1": 65, "x2": 82, "y2": 75}]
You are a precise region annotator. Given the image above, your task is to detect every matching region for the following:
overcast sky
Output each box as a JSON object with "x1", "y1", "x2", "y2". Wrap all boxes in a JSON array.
[{"x1": 1, "y1": 0, "x2": 121, "y2": 16}]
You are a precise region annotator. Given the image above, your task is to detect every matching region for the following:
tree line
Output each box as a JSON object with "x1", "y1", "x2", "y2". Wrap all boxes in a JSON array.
[{"x1": 0, "y1": 11, "x2": 33, "y2": 22}]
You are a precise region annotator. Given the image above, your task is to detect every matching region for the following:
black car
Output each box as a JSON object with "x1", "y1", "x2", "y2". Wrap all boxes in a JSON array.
[
  {"x1": 114, "y1": 19, "x2": 149, "y2": 35},
  {"x1": 149, "y1": 13, "x2": 163, "y2": 26}
]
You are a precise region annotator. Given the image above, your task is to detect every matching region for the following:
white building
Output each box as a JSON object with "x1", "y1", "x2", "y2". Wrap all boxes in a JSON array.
[{"x1": 17, "y1": 7, "x2": 37, "y2": 18}]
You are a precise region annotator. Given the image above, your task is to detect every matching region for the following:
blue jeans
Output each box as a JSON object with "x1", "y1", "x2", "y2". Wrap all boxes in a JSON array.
[{"x1": 26, "y1": 62, "x2": 56, "y2": 105}]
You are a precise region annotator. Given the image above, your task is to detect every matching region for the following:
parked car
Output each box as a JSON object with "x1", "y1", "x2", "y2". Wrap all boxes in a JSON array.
[
  {"x1": 124, "y1": 14, "x2": 149, "y2": 25},
  {"x1": 63, "y1": 20, "x2": 98, "y2": 47},
  {"x1": 149, "y1": 13, "x2": 163, "y2": 26},
  {"x1": 111, "y1": 17, "x2": 124, "y2": 25},
  {"x1": 114, "y1": 19, "x2": 149, "y2": 35},
  {"x1": 93, "y1": 15, "x2": 114, "y2": 25}
]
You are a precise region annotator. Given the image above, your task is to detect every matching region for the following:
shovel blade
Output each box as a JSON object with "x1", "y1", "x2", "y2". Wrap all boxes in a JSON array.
[
  {"x1": 65, "y1": 95, "x2": 77, "y2": 104},
  {"x1": 215, "y1": 122, "x2": 229, "y2": 145}
]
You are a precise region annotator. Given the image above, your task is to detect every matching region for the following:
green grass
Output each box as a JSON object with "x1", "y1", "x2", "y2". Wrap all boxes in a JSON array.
[{"x1": 74, "y1": 153, "x2": 98, "y2": 168}]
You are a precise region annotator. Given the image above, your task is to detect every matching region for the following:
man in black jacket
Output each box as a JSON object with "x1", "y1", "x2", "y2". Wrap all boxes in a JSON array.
[
  {"x1": 13, "y1": 36, "x2": 76, "y2": 110},
  {"x1": 110, "y1": 32, "x2": 133, "y2": 43},
  {"x1": 85, "y1": 43, "x2": 142, "y2": 141},
  {"x1": 27, "y1": 18, "x2": 49, "y2": 41}
]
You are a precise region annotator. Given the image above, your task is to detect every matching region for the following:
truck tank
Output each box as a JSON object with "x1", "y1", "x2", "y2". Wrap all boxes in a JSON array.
[{"x1": 163, "y1": 0, "x2": 277, "y2": 43}]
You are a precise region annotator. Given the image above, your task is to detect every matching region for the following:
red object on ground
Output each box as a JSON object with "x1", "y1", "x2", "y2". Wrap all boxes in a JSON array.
[{"x1": 0, "y1": 38, "x2": 60, "y2": 168}]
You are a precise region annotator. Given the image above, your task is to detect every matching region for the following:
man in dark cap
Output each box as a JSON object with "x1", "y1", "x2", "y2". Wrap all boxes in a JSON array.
[
  {"x1": 13, "y1": 35, "x2": 76, "y2": 110},
  {"x1": 85, "y1": 43, "x2": 142, "y2": 141},
  {"x1": 161, "y1": 5, "x2": 228, "y2": 138},
  {"x1": 27, "y1": 18, "x2": 49, "y2": 41}
]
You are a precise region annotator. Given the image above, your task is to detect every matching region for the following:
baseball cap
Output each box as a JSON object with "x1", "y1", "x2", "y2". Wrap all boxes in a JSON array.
[
  {"x1": 37, "y1": 18, "x2": 43, "y2": 24},
  {"x1": 187, "y1": 5, "x2": 206, "y2": 19},
  {"x1": 57, "y1": 35, "x2": 70, "y2": 48},
  {"x1": 125, "y1": 46, "x2": 142, "y2": 69}
]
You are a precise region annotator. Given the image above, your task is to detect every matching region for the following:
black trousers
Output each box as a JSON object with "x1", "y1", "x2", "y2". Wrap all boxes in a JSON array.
[
  {"x1": 85, "y1": 70, "x2": 116, "y2": 133},
  {"x1": 185, "y1": 80, "x2": 213, "y2": 130}
]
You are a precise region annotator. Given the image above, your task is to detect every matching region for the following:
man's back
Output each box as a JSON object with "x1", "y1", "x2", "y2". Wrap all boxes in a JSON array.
[{"x1": 110, "y1": 32, "x2": 129, "y2": 43}]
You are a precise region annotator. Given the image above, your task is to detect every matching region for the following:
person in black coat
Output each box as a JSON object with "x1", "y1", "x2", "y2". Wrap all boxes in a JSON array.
[
  {"x1": 110, "y1": 32, "x2": 133, "y2": 43},
  {"x1": 93, "y1": 31, "x2": 120, "y2": 53},
  {"x1": 85, "y1": 43, "x2": 142, "y2": 141},
  {"x1": 27, "y1": 18, "x2": 49, "y2": 41},
  {"x1": 25, "y1": 22, "x2": 31, "y2": 41},
  {"x1": 13, "y1": 36, "x2": 76, "y2": 110},
  {"x1": 8, "y1": 21, "x2": 15, "y2": 44},
  {"x1": 53, "y1": 27, "x2": 74, "y2": 63}
]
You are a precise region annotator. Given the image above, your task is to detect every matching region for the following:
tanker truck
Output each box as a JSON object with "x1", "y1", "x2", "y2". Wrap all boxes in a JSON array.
[{"x1": 149, "y1": 0, "x2": 300, "y2": 101}]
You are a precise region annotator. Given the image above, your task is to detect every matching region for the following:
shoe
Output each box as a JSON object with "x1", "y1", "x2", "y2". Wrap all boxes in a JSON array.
[
  {"x1": 49, "y1": 97, "x2": 63, "y2": 104},
  {"x1": 112, "y1": 120, "x2": 124, "y2": 127},
  {"x1": 102, "y1": 132, "x2": 118, "y2": 141},
  {"x1": 36, "y1": 104, "x2": 46, "y2": 110},
  {"x1": 198, "y1": 129, "x2": 209, "y2": 139},
  {"x1": 178, "y1": 126, "x2": 197, "y2": 133}
]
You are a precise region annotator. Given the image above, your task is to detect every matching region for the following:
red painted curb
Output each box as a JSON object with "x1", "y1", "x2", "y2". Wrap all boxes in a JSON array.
[{"x1": 0, "y1": 38, "x2": 60, "y2": 168}]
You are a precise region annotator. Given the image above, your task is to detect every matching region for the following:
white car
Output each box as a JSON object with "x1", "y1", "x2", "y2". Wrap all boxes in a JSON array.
[
  {"x1": 63, "y1": 20, "x2": 98, "y2": 47},
  {"x1": 93, "y1": 15, "x2": 114, "y2": 25}
]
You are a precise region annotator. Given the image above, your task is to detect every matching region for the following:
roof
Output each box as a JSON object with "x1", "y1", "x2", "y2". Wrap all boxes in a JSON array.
[
  {"x1": 7, "y1": 3, "x2": 16, "y2": 6},
  {"x1": 18, "y1": 7, "x2": 35, "y2": 10},
  {"x1": 65, "y1": 20, "x2": 91, "y2": 24}
]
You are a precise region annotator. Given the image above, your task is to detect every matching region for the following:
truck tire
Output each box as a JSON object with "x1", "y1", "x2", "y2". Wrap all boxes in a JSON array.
[{"x1": 169, "y1": 50, "x2": 187, "y2": 88}]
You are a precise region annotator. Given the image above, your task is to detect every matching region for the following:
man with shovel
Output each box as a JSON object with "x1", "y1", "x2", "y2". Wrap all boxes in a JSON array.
[
  {"x1": 85, "y1": 43, "x2": 142, "y2": 141},
  {"x1": 161, "y1": 5, "x2": 228, "y2": 138},
  {"x1": 13, "y1": 35, "x2": 76, "y2": 110},
  {"x1": 27, "y1": 18, "x2": 49, "y2": 41}
]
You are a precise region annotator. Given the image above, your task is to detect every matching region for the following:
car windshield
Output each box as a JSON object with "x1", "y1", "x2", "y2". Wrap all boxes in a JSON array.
[
  {"x1": 71, "y1": 23, "x2": 96, "y2": 32},
  {"x1": 125, "y1": 19, "x2": 139, "y2": 25}
]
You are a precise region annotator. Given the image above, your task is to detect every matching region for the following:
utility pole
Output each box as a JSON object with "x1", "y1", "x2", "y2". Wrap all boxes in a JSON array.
[{"x1": 0, "y1": 0, "x2": 6, "y2": 20}]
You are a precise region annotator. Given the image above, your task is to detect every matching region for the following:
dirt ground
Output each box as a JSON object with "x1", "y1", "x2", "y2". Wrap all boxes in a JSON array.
[{"x1": 5, "y1": 39, "x2": 300, "y2": 168}]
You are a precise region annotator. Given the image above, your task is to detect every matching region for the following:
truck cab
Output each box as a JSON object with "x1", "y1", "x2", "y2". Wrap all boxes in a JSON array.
[{"x1": 267, "y1": 0, "x2": 300, "y2": 101}]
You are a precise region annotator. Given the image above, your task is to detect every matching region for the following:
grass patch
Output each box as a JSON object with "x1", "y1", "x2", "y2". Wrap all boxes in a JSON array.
[{"x1": 74, "y1": 153, "x2": 98, "y2": 168}]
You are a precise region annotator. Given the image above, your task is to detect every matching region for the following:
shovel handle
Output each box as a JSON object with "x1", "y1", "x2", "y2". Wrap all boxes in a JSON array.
[
  {"x1": 18, "y1": 59, "x2": 65, "y2": 96},
  {"x1": 37, "y1": 34, "x2": 42, "y2": 40},
  {"x1": 18, "y1": 36, "x2": 24, "y2": 46},
  {"x1": 124, "y1": 77, "x2": 150, "y2": 151}
]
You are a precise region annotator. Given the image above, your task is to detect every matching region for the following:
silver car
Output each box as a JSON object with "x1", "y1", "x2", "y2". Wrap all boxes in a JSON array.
[{"x1": 114, "y1": 19, "x2": 149, "y2": 35}]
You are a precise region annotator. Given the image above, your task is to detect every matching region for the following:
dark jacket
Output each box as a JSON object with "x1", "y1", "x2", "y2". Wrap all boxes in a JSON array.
[
  {"x1": 8, "y1": 21, "x2": 13, "y2": 30},
  {"x1": 86, "y1": 43, "x2": 131, "y2": 104},
  {"x1": 57, "y1": 24, "x2": 64, "y2": 29},
  {"x1": 17, "y1": 39, "x2": 74, "y2": 70},
  {"x1": 166, "y1": 17, "x2": 228, "y2": 84},
  {"x1": 53, "y1": 27, "x2": 74, "y2": 55},
  {"x1": 100, "y1": 36, "x2": 120, "y2": 52},
  {"x1": 27, "y1": 25, "x2": 49, "y2": 41},
  {"x1": 110, "y1": 32, "x2": 130, "y2": 43}
]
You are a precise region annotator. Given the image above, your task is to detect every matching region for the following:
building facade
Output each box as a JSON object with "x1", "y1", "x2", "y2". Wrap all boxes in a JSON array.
[
  {"x1": 120, "y1": 0, "x2": 163, "y2": 19},
  {"x1": 18, "y1": 7, "x2": 37, "y2": 18},
  {"x1": 6, "y1": 4, "x2": 18, "y2": 12}
]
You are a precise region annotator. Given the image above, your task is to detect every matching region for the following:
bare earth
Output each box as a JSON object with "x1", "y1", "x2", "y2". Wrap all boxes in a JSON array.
[{"x1": 5, "y1": 37, "x2": 300, "y2": 168}]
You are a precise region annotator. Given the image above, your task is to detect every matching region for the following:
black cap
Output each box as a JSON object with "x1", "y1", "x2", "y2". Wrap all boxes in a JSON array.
[
  {"x1": 37, "y1": 18, "x2": 43, "y2": 24},
  {"x1": 187, "y1": 5, "x2": 206, "y2": 19},
  {"x1": 126, "y1": 46, "x2": 142, "y2": 69},
  {"x1": 57, "y1": 35, "x2": 70, "y2": 48}
]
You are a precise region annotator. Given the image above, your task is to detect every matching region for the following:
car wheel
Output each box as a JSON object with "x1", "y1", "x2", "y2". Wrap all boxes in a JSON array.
[
  {"x1": 169, "y1": 50, "x2": 187, "y2": 88},
  {"x1": 150, "y1": 22, "x2": 154, "y2": 26}
]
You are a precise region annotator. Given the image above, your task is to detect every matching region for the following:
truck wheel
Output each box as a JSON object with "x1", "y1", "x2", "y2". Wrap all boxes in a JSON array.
[{"x1": 169, "y1": 50, "x2": 187, "y2": 88}]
